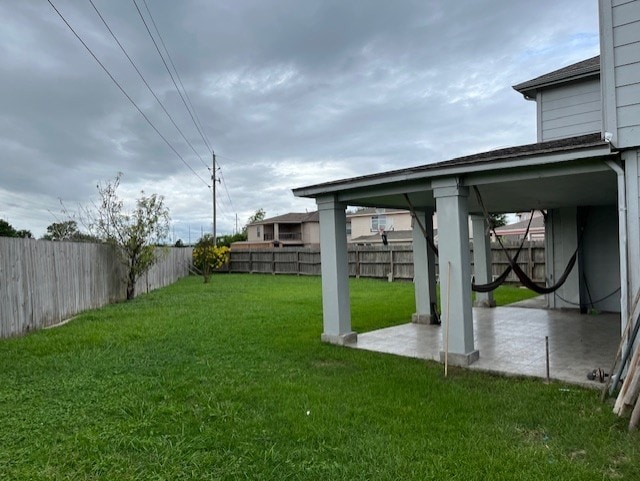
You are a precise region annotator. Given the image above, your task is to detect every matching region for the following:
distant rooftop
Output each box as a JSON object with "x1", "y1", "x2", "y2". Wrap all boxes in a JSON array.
[
  {"x1": 251, "y1": 211, "x2": 319, "y2": 225},
  {"x1": 347, "y1": 208, "x2": 409, "y2": 217},
  {"x1": 495, "y1": 215, "x2": 545, "y2": 233},
  {"x1": 294, "y1": 133, "x2": 607, "y2": 197},
  {"x1": 350, "y1": 230, "x2": 413, "y2": 244},
  {"x1": 513, "y1": 55, "x2": 600, "y2": 98}
]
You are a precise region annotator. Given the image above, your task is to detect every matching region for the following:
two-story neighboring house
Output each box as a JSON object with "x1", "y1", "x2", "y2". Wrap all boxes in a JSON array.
[
  {"x1": 347, "y1": 208, "x2": 413, "y2": 244},
  {"x1": 494, "y1": 211, "x2": 546, "y2": 241},
  {"x1": 233, "y1": 212, "x2": 320, "y2": 249},
  {"x1": 346, "y1": 208, "x2": 477, "y2": 245},
  {"x1": 294, "y1": 0, "x2": 640, "y2": 368}
]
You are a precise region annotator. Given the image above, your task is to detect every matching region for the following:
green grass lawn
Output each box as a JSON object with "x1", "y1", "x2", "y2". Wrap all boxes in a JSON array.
[{"x1": 0, "y1": 275, "x2": 637, "y2": 480}]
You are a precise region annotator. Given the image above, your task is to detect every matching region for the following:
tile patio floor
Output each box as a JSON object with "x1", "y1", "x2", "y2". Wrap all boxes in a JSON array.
[{"x1": 348, "y1": 299, "x2": 621, "y2": 388}]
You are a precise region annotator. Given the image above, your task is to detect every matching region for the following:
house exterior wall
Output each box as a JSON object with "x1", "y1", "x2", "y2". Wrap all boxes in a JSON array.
[
  {"x1": 303, "y1": 222, "x2": 320, "y2": 245},
  {"x1": 538, "y1": 78, "x2": 602, "y2": 142},
  {"x1": 247, "y1": 224, "x2": 261, "y2": 242},
  {"x1": 349, "y1": 211, "x2": 412, "y2": 238},
  {"x1": 545, "y1": 207, "x2": 580, "y2": 309},
  {"x1": 625, "y1": 149, "x2": 640, "y2": 303},
  {"x1": 580, "y1": 205, "x2": 620, "y2": 312},
  {"x1": 600, "y1": 0, "x2": 640, "y2": 149}
]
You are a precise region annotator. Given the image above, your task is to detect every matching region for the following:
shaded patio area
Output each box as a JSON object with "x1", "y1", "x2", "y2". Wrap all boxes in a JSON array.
[{"x1": 348, "y1": 300, "x2": 620, "y2": 388}]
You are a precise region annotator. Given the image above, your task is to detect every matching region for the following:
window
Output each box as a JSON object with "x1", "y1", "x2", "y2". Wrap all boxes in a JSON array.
[
  {"x1": 257, "y1": 226, "x2": 261, "y2": 239},
  {"x1": 346, "y1": 221, "x2": 352, "y2": 236},
  {"x1": 371, "y1": 215, "x2": 387, "y2": 232}
]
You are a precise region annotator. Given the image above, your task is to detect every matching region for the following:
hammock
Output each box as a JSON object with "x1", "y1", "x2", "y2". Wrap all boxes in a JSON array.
[
  {"x1": 472, "y1": 186, "x2": 580, "y2": 295},
  {"x1": 471, "y1": 210, "x2": 534, "y2": 293},
  {"x1": 403, "y1": 193, "x2": 533, "y2": 293}
]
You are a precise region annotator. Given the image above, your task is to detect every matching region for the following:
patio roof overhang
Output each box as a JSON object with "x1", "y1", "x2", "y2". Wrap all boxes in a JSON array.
[{"x1": 293, "y1": 134, "x2": 620, "y2": 214}]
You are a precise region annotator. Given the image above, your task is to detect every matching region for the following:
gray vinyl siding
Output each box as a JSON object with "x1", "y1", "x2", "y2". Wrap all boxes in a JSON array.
[
  {"x1": 539, "y1": 79, "x2": 602, "y2": 141},
  {"x1": 613, "y1": 0, "x2": 640, "y2": 148},
  {"x1": 580, "y1": 205, "x2": 620, "y2": 313}
]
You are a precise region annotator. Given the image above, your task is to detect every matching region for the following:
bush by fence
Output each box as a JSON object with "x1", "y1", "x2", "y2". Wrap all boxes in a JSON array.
[
  {"x1": 229, "y1": 242, "x2": 546, "y2": 283},
  {"x1": 0, "y1": 238, "x2": 192, "y2": 338}
]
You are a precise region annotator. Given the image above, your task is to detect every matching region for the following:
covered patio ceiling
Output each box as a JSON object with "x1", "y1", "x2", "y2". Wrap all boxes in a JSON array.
[{"x1": 293, "y1": 133, "x2": 619, "y2": 214}]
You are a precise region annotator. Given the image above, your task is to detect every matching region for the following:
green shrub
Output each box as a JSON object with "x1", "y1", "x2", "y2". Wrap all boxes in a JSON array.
[{"x1": 192, "y1": 234, "x2": 230, "y2": 283}]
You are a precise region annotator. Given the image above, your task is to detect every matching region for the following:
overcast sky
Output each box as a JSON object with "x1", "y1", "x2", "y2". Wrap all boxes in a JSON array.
[{"x1": 0, "y1": 0, "x2": 600, "y2": 242}]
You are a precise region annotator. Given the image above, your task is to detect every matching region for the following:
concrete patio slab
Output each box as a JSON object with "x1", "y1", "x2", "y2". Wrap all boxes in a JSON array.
[{"x1": 348, "y1": 306, "x2": 620, "y2": 388}]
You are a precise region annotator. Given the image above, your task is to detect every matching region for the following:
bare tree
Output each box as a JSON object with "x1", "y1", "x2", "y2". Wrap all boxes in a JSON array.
[{"x1": 84, "y1": 173, "x2": 170, "y2": 299}]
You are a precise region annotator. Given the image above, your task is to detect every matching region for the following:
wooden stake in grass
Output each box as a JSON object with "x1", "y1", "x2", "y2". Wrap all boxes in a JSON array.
[
  {"x1": 444, "y1": 261, "x2": 451, "y2": 378},
  {"x1": 545, "y1": 336, "x2": 550, "y2": 384}
]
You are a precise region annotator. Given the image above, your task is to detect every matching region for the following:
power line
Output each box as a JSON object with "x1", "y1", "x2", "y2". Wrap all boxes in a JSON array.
[
  {"x1": 210, "y1": 154, "x2": 236, "y2": 212},
  {"x1": 131, "y1": 0, "x2": 212, "y2": 157},
  {"x1": 217, "y1": 168, "x2": 236, "y2": 213},
  {"x1": 141, "y1": 0, "x2": 213, "y2": 154},
  {"x1": 47, "y1": 0, "x2": 210, "y2": 188},
  {"x1": 88, "y1": 0, "x2": 210, "y2": 171}
]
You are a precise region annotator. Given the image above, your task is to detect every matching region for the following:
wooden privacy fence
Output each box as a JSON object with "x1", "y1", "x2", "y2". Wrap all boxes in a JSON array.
[
  {"x1": 229, "y1": 242, "x2": 546, "y2": 282},
  {"x1": 0, "y1": 237, "x2": 193, "y2": 338}
]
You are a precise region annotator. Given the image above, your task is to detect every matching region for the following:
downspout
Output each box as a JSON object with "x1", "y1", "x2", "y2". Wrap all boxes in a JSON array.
[{"x1": 606, "y1": 159, "x2": 628, "y2": 333}]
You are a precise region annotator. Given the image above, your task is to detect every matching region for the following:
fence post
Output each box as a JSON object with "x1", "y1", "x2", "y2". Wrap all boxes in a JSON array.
[
  {"x1": 388, "y1": 247, "x2": 394, "y2": 282},
  {"x1": 272, "y1": 250, "x2": 276, "y2": 275}
]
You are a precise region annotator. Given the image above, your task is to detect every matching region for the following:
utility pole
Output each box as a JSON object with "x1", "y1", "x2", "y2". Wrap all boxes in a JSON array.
[{"x1": 212, "y1": 151, "x2": 217, "y2": 246}]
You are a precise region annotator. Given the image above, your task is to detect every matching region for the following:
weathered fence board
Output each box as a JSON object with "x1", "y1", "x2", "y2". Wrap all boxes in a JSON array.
[
  {"x1": 0, "y1": 238, "x2": 192, "y2": 338},
  {"x1": 229, "y1": 242, "x2": 546, "y2": 283}
]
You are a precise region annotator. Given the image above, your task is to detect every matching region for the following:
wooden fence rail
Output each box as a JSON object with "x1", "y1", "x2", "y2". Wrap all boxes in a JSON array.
[
  {"x1": 0, "y1": 238, "x2": 193, "y2": 339},
  {"x1": 229, "y1": 242, "x2": 546, "y2": 283}
]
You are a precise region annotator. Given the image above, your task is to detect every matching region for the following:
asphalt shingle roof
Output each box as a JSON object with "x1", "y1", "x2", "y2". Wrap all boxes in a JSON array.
[
  {"x1": 252, "y1": 211, "x2": 319, "y2": 225},
  {"x1": 513, "y1": 56, "x2": 600, "y2": 97},
  {"x1": 295, "y1": 132, "x2": 607, "y2": 194}
]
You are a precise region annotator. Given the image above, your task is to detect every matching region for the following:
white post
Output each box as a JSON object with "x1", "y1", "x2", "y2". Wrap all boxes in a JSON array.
[
  {"x1": 471, "y1": 215, "x2": 496, "y2": 307},
  {"x1": 317, "y1": 196, "x2": 356, "y2": 345},
  {"x1": 433, "y1": 179, "x2": 478, "y2": 366}
]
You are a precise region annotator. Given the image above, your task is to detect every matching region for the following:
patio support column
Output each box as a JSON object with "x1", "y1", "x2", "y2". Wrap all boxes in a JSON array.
[
  {"x1": 412, "y1": 207, "x2": 438, "y2": 324},
  {"x1": 433, "y1": 178, "x2": 479, "y2": 366},
  {"x1": 316, "y1": 195, "x2": 356, "y2": 345},
  {"x1": 471, "y1": 215, "x2": 496, "y2": 307}
]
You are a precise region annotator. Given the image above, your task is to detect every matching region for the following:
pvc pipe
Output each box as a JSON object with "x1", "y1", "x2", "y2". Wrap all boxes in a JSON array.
[
  {"x1": 606, "y1": 160, "x2": 628, "y2": 335},
  {"x1": 607, "y1": 159, "x2": 634, "y2": 396}
]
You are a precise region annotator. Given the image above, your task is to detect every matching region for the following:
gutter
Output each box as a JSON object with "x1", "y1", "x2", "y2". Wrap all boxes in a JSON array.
[
  {"x1": 293, "y1": 144, "x2": 613, "y2": 199},
  {"x1": 606, "y1": 159, "x2": 628, "y2": 333}
]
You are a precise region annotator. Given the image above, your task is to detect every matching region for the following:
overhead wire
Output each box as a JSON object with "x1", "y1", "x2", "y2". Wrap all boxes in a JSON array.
[
  {"x1": 88, "y1": 0, "x2": 210, "y2": 172},
  {"x1": 135, "y1": 1, "x2": 239, "y2": 221},
  {"x1": 131, "y1": 0, "x2": 212, "y2": 158},
  {"x1": 214, "y1": 156, "x2": 236, "y2": 213},
  {"x1": 141, "y1": 0, "x2": 213, "y2": 154},
  {"x1": 139, "y1": 1, "x2": 241, "y2": 233},
  {"x1": 46, "y1": 0, "x2": 210, "y2": 187},
  {"x1": 136, "y1": 0, "x2": 239, "y2": 228}
]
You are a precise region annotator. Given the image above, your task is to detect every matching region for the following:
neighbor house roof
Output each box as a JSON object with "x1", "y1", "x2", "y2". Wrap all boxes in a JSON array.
[
  {"x1": 347, "y1": 208, "x2": 409, "y2": 217},
  {"x1": 350, "y1": 230, "x2": 413, "y2": 244},
  {"x1": 293, "y1": 133, "x2": 609, "y2": 197},
  {"x1": 513, "y1": 55, "x2": 600, "y2": 98},
  {"x1": 495, "y1": 215, "x2": 545, "y2": 234},
  {"x1": 251, "y1": 212, "x2": 319, "y2": 225}
]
